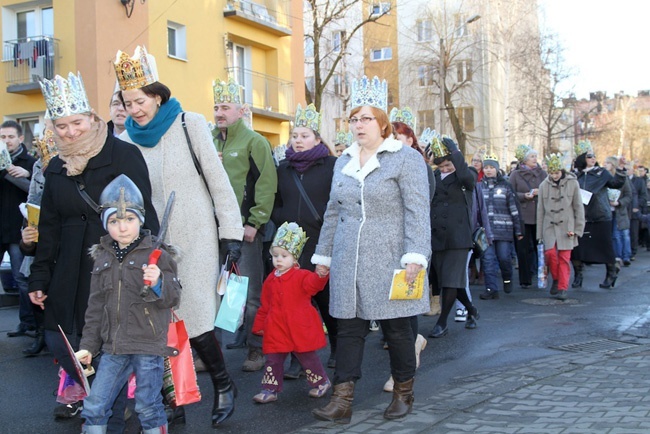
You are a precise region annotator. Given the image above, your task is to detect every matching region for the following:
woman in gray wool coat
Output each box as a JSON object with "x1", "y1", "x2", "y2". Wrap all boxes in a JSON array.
[{"x1": 311, "y1": 77, "x2": 431, "y2": 424}]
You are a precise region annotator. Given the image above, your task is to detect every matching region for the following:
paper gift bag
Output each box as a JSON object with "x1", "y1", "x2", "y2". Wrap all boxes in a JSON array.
[
  {"x1": 214, "y1": 272, "x2": 249, "y2": 333},
  {"x1": 164, "y1": 311, "x2": 201, "y2": 407}
]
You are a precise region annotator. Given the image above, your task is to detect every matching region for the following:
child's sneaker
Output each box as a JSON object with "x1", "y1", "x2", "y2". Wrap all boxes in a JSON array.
[
  {"x1": 309, "y1": 379, "x2": 331, "y2": 398},
  {"x1": 253, "y1": 389, "x2": 278, "y2": 404}
]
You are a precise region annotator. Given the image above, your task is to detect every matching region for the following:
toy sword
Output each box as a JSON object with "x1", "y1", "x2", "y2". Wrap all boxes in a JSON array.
[{"x1": 141, "y1": 191, "x2": 175, "y2": 297}]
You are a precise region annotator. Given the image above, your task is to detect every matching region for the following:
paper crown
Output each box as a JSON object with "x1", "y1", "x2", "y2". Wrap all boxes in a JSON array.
[
  {"x1": 421, "y1": 128, "x2": 450, "y2": 160},
  {"x1": 514, "y1": 144, "x2": 532, "y2": 162},
  {"x1": 389, "y1": 107, "x2": 416, "y2": 131},
  {"x1": 272, "y1": 222, "x2": 308, "y2": 259},
  {"x1": 574, "y1": 140, "x2": 592, "y2": 157},
  {"x1": 545, "y1": 153, "x2": 564, "y2": 172},
  {"x1": 334, "y1": 130, "x2": 353, "y2": 147},
  {"x1": 294, "y1": 103, "x2": 321, "y2": 133},
  {"x1": 483, "y1": 150, "x2": 499, "y2": 164},
  {"x1": 213, "y1": 76, "x2": 243, "y2": 105},
  {"x1": 350, "y1": 76, "x2": 388, "y2": 111},
  {"x1": 114, "y1": 46, "x2": 159, "y2": 91},
  {"x1": 39, "y1": 72, "x2": 91, "y2": 120},
  {"x1": 34, "y1": 129, "x2": 58, "y2": 167}
]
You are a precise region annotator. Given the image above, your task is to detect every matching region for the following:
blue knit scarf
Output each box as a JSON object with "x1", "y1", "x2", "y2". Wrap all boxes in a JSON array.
[{"x1": 124, "y1": 98, "x2": 183, "y2": 147}]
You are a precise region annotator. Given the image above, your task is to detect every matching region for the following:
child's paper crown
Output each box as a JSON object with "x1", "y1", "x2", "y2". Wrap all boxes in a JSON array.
[{"x1": 272, "y1": 222, "x2": 308, "y2": 259}]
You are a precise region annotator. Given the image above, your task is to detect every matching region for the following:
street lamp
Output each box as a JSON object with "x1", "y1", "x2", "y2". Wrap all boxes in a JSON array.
[{"x1": 439, "y1": 14, "x2": 481, "y2": 135}]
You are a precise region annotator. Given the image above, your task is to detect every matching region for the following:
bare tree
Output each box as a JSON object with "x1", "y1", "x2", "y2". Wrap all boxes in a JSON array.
[{"x1": 305, "y1": 0, "x2": 390, "y2": 112}]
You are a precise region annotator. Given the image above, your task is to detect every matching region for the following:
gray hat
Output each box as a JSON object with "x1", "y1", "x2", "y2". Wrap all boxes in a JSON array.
[{"x1": 99, "y1": 174, "x2": 145, "y2": 230}]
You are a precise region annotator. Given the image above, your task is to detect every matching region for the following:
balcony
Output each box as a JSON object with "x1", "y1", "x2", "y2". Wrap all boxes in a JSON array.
[
  {"x1": 224, "y1": 0, "x2": 292, "y2": 36},
  {"x1": 3, "y1": 36, "x2": 59, "y2": 95},
  {"x1": 226, "y1": 67, "x2": 294, "y2": 120}
]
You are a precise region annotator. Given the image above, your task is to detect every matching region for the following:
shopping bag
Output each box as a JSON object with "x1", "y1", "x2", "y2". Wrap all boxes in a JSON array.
[
  {"x1": 163, "y1": 311, "x2": 201, "y2": 407},
  {"x1": 214, "y1": 272, "x2": 249, "y2": 333},
  {"x1": 56, "y1": 368, "x2": 87, "y2": 404},
  {"x1": 537, "y1": 242, "x2": 547, "y2": 289},
  {"x1": 127, "y1": 373, "x2": 137, "y2": 399}
]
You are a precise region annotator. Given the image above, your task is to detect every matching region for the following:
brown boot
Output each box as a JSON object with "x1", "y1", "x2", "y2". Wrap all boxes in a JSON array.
[
  {"x1": 423, "y1": 294, "x2": 441, "y2": 316},
  {"x1": 312, "y1": 381, "x2": 354, "y2": 424},
  {"x1": 383, "y1": 378, "x2": 414, "y2": 420}
]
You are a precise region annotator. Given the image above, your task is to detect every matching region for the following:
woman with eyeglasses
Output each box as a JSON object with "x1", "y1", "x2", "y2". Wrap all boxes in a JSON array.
[
  {"x1": 311, "y1": 77, "x2": 430, "y2": 423},
  {"x1": 571, "y1": 142, "x2": 626, "y2": 288}
]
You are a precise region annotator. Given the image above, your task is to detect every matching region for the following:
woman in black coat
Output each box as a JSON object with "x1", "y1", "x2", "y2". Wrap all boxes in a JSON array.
[
  {"x1": 28, "y1": 73, "x2": 158, "y2": 419},
  {"x1": 271, "y1": 104, "x2": 337, "y2": 370}
]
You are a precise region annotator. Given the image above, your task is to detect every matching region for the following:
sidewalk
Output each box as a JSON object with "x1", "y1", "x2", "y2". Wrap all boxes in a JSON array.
[{"x1": 296, "y1": 340, "x2": 650, "y2": 433}]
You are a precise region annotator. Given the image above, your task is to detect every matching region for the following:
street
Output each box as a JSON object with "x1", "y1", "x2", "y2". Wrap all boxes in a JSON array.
[{"x1": 1, "y1": 252, "x2": 650, "y2": 434}]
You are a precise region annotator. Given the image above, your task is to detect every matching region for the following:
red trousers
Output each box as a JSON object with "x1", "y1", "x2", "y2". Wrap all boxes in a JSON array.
[{"x1": 544, "y1": 245, "x2": 571, "y2": 290}]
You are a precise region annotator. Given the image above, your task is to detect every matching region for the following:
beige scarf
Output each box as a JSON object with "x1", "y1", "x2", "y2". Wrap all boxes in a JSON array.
[{"x1": 54, "y1": 115, "x2": 108, "y2": 176}]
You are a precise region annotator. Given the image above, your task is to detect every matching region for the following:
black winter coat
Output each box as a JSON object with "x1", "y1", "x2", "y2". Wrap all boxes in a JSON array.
[
  {"x1": 29, "y1": 135, "x2": 159, "y2": 334},
  {"x1": 431, "y1": 151, "x2": 476, "y2": 251},
  {"x1": 272, "y1": 156, "x2": 336, "y2": 270},
  {"x1": 575, "y1": 166, "x2": 625, "y2": 222},
  {"x1": 1, "y1": 144, "x2": 36, "y2": 243}
]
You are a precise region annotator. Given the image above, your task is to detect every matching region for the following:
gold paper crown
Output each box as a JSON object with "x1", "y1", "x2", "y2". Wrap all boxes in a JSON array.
[
  {"x1": 389, "y1": 107, "x2": 416, "y2": 131},
  {"x1": 34, "y1": 129, "x2": 58, "y2": 167},
  {"x1": 272, "y1": 222, "x2": 308, "y2": 260},
  {"x1": 213, "y1": 76, "x2": 243, "y2": 105},
  {"x1": 350, "y1": 75, "x2": 388, "y2": 111},
  {"x1": 483, "y1": 150, "x2": 499, "y2": 163},
  {"x1": 294, "y1": 103, "x2": 321, "y2": 133},
  {"x1": 113, "y1": 46, "x2": 159, "y2": 91},
  {"x1": 334, "y1": 130, "x2": 353, "y2": 147},
  {"x1": 420, "y1": 128, "x2": 450, "y2": 160},
  {"x1": 545, "y1": 153, "x2": 564, "y2": 172},
  {"x1": 39, "y1": 72, "x2": 91, "y2": 120},
  {"x1": 574, "y1": 140, "x2": 592, "y2": 157},
  {"x1": 514, "y1": 144, "x2": 532, "y2": 162}
]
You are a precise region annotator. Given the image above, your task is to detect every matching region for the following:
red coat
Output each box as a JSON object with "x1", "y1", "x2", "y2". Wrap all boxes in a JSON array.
[{"x1": 253, "y1": 267, "x2": 328, "y2": 354}]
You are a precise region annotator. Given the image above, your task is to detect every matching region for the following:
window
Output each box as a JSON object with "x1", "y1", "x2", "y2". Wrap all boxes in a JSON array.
[
  {"x1": 167, "y1": 21, "x2": 187, "y2": 59},
  {"x1": 456, "y1": 107, "x2": 475, "y2": 131},
  {"x1": 417, "y1": 65, "x2": 435, "y2": 87},
  {"x1": 306, "y1": 76, "x2": 315, "y2": 94},
  {"x1": 3, "y1": 4, "x2": 53, "y2": 41},
  {"x1": 457, "y1": 60, "x2": 472, "y2": 82},
  {"x1": 331, "y1": 30, "x2": 345, "y2": 53},
  {"x1": 370, "y1": 2, "x2": 390, "y2": 16},
  {"x1": 454, "y1": 14, "x2": 472, "y2": 37},
  {"x1": 416, "y1": 20, "x2": 432, "y2": 42},
  {"x1": 370, "y1": 47, "x2": 392, "y2": 62},
  {"x1": 229, "y1": 43, "x2": 253, "y2": 103},
  {"x1": 417, "y1": 110, "x2": 434, "y2": 135},
  {"x1": 333, "y1": 74, "x2": 346, "y2": 96},
  {"x1": 305, "y1": 37, "x2": 314, "y2": 57}
]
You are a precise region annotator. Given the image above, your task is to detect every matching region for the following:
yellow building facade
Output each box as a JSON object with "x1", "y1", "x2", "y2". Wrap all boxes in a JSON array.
[{"x1": 0, "y1": 0, "x2": 303, "y2": 146}]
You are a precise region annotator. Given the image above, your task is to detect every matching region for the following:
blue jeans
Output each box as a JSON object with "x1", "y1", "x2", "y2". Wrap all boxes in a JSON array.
[
  {"x1": 82, "y1": 354, "x2": 166, "y2": 431},
  {"x1": 1, "y1": 243, "x2": 34, "y2": 329},
  {"x1": 481, "y1": 241, "x2": 514, "y2": 291},
  {"x1": 612, "y1": 214, "x2": 631, "y2": 261}
]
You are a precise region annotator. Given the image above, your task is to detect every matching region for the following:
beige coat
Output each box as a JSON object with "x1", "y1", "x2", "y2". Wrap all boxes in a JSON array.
[
  {"x1": 536, "y1": 172, "x2": 585, "y2": 251},
  {"x1": 122, "y1": 112, "x2": 244, "y2": 338}
]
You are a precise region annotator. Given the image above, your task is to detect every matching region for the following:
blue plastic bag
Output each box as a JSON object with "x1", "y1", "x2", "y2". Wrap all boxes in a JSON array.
[
  {"x1": 537, "y1": 242, "x2": 547, "y2": 289},
  {"x1": 214, "y1": 273, "x2": 249, "y2": 333}
]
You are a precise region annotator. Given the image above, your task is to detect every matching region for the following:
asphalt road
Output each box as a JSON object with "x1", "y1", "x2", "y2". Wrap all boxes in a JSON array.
[{"x1": 2, "y1": 254, "x2": 649, "y2": 434}]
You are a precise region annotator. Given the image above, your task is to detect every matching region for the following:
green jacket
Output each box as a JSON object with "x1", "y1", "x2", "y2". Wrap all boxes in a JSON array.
[{"x1": 212, "y1": 119, "x2": 277, "y2": 229}]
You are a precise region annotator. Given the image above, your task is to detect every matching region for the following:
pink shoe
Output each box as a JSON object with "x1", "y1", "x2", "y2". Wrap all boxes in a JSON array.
[{"x1": 309, "y1": 379, "x2": 331, "y2": 398}]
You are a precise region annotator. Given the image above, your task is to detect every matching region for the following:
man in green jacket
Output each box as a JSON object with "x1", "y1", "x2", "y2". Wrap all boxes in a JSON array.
[{"x1": 212, "y1": 77, "x2": 277, "y2": 371}]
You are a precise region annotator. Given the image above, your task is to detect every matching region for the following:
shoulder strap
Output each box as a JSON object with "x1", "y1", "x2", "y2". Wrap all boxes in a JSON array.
[
  {"x1": 73, "y1": 177, "x2": 101, "y2": 215},
  {"x1": 181, "y1": 112, "x2": 219, "y2": 227},
  {"x1": 290, "y1": 168, "x2": 322, "y2": 225}
]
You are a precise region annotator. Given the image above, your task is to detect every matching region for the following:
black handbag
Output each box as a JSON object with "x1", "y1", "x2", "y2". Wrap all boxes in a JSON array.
[{"x1": 472, "y1": 226, "x2": 489, "y2": 257}]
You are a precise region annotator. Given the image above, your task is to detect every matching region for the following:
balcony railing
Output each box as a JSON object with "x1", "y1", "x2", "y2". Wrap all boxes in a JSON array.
[
  {"x1": 226, "y1": 67, "x2": 294, "y2": 117},
  {"x1": 224, "y1": 0, "x2": 292, "y2": 36},
  {"x1": 3, "y1": 36, "x2": 59, "y2": 94}
]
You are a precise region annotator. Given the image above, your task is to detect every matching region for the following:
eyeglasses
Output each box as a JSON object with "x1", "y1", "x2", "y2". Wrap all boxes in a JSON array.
[
  {"x1": 586, "y1": 154, "x2": 595, "y2": 158},
  {"x1": 471, "y1": 159, "x2": 482, "y2": 163},
  {"x1": 348, "y1": 116, "x2": 376, "y2": 125}
]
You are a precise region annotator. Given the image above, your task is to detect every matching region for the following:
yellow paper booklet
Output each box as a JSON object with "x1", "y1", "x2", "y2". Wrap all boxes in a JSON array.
[
  {"x1": 27, "y1": 203, "x2": 40, "y2": 241},
  {"x1": 389, "y1": 269, "x2": 425, "y2": 300}
]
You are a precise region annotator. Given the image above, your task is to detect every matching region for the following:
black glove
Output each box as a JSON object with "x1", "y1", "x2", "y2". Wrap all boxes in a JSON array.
[
  {"x1": 222, "y1": 239, "x2": 242, "y2": 270},
  {"x1": 423, "y1": 143, "x2": 433, "y2": 160},
  {"x1": 442, "y1": 137, "x2": 458, "y2": 153}
]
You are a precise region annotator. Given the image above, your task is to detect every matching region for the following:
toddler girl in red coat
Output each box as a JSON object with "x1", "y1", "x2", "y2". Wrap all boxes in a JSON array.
[{"x1": 252, "y1": 222, "x2": 330, "y2": 403}]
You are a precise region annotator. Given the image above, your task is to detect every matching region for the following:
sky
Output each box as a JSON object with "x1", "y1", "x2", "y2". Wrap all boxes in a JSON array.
[{"x1": 538, "y1": 0, "x2": 650, "y2": 100}]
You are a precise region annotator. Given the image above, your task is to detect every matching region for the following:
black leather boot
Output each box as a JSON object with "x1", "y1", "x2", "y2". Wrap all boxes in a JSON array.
[
  {"x1": 190, "y1": 329, "x2": 237, "y2": 427},
  {"x1": 571, "y1": 260, "x2": 583, "y2": 288},
  {"x1": 23, "y1": 327, "x2": 46, "y2": 357},
  {"x1": 599, "y1": 263, "x2": 618, "y2": 289},
  {"x1": 225, "y1": 327, "x2": 247, "y2": 349}
]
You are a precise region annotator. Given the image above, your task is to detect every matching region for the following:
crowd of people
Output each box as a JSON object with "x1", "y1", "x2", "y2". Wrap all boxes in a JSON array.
[{"x1": 2, "y1": 46, "x2": 650, "y2": 432}]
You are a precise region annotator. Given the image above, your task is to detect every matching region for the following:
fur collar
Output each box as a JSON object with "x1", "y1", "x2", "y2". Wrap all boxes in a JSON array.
[{"x1": 341, "y1": 138, "x2": 402, "y2": 182}]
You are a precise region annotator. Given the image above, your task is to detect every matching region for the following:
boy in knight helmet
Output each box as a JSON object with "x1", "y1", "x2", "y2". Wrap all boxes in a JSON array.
[
  {"x1": 251, "y1": 222, "x2": 330, "y2": 403},
  {"x1": 77, "y1": 174, "x2": 181, "y2": 434}
]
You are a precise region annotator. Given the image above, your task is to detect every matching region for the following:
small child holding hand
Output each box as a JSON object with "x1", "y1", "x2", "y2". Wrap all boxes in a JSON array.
[
  {"x1": 77, "y1": 175, "x2": 181, "y2": 434},
  {"x1": 252, "y1": 222, "x2": 330, "y2": 403}
]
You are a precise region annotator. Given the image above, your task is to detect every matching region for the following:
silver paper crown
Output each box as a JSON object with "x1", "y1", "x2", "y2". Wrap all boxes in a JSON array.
[
  {"x1": 389, "y1": 107, "x2": 416, "y2": 131},
  {"x1": 334, "y1": 131, "x2": 353, "y2": 147},
  {"x1": 350, "y1": 75, "x2": 388, "y2": 111},
  {"x1": 39, "y1": 72, "x2": 91, "y2": 120},
  {"x1": 419, "y1": 128, "x2": 440, "y2": 147},
  {"x1": 294, "y1": 103, "x2": 322, "y2": 133}
]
